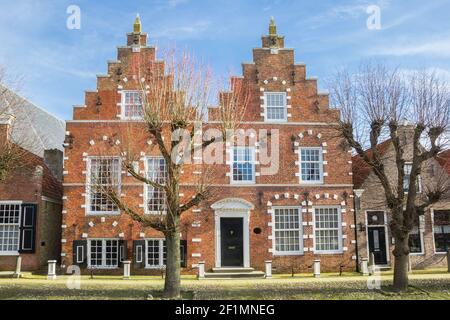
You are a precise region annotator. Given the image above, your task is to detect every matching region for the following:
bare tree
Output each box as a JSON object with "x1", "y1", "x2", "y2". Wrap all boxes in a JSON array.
[
  {"x1": 94, "y1": 50, "x2": 249, "y2": 299},
  {"x1": 330, "y1": 63, "x2": 450, "y2": 292},
  {"x1": 0, "y1": 66, "x2": 30, "y2": 182}
]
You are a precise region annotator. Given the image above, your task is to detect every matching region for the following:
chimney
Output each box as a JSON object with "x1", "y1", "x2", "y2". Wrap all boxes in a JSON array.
[{"x1": 44, "y1": 149, "x2": 64, "y2": 181}]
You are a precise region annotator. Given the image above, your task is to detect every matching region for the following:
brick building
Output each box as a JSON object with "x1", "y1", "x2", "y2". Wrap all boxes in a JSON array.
[
  {"x1": 62, "y1": 17, "x2": 356, "y2": 275},
  {"x1": 0, "y1": 87, "x2": 64, "y2": 271},
  {"x1": 353, "y1": 129, "x2": 450, "y2": 269}
]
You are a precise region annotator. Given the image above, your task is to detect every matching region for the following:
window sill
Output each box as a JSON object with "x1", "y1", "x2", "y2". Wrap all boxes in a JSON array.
[
  {"x1": 145, "y1": 266, "x2": 166, "y2": 269},
  {"x1": 0, "y1": 252, "x2": 19, "y2": 256},
  {"x1": 273, "y1": 252, "x2": 304, "y2": 256},
  {"x1": 86, "y1": 212, "x2": 121, "y2": 216},
  {"x1": 87, "y1": 266, "x2": 119, "y2": 269},
  {"x1": 313, "y1": 251, "x2": 344, "y2": 255}
]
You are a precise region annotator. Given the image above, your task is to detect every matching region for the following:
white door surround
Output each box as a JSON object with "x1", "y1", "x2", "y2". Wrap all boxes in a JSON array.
[{"x1": 212, "y1": 198, "x2": 254, "y2": 268}]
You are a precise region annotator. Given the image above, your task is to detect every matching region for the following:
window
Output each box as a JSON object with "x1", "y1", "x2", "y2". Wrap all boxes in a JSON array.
[
  {"x1": 434, "y1": 210, "x2": 450, "y2": 253},
  {"x1": 231, "y1": 147, "x2": 255, "y2": 183},
  {"x1": 300, "y1": 148, "x2": 323, "y2": 183},
  {"x1": 273, "y1": 207, "x2": 302, "y2": 254},
  {"x1": 409, "y1": 216, "x2": 423, "y2": 254},
  {"x1": 0, "y1": 204, "x2": 21, "y2": 254},
  {"x1": 87, "y1": 157, "x2": 121, "y2": 214},
  {"x1": 146, "y1": 239, "x2": 167, "y2": 268},
  {"x1": 145, "y1": 157, "x2": 167, "y2": 214},
  {"x1": 88, "y1": 239, "x2": 119, "y2": 268},
  {"x1": 314, "y1": 207, "x2": 342, "y2": 253},
  {"x1": 265, "y1": 92, "x2": 287, "y2": 121},
  {"x1": 403, "y1": 163, "x2": 422, "y2": 193},
  {"x1": 122, "y1": 91, "x2": 143, "y2": 119}
]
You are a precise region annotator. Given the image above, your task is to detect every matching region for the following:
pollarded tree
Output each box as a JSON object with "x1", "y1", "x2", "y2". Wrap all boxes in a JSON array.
[
  {"x1": 0, "y1": 66, "x2": 31, "y2": 182},
  {"x1": 329, "y1": 63, "x2": 450, "y2": 292},
  {"x1": 96, "y1": 50, "x2": 249, "y2": 299}
]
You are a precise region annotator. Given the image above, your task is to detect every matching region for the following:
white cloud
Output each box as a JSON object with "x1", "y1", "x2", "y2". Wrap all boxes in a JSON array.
[
  {"x1": 372, "y1": 36, "x2": 450, "y2": 57},
  {"x1": 152, "y1": 20, "x2": 211, "y2": 39}
]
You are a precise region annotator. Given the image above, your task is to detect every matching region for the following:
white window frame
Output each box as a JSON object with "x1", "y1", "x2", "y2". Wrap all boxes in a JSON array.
[
  {"x1": 144, "y1": 156, "x2": 167, "y2": 215},
  {"x1": 145, "y1": 238, "x2": 167, "y2": 269},
  {"x1": 299, "y1": 147, "x2": 324, "y2": 184},
  {"x1": 230, "y1": 147, "x2": 256, "y2": 184},
  {"x1": 272, "y1": 206, "x2": 303, "y2": 255},
  {"x1": 313, "y1": 206, "x2": 343, "y2": 254},
  {"x1": 120, "y1": 90, "x2": 144, "y2": 120},
  {"x1": 86, "y1": 157, "x2": 121, "y2": 216},
  {"x1": 264, "y1": 92, "x2": 287, "y2": 122},
  {"x1": 431, "y1": 208, "x2": 450, "y2": 254},
  {"x1": 87, "y1": 238, "x2": 120, "y2": 269},
  {"x1": 0, "y1": 202, "x2": 22, "y2": 256},
  {"x1": 403, "y1": 162, "x2": 422, "y2": 194}
]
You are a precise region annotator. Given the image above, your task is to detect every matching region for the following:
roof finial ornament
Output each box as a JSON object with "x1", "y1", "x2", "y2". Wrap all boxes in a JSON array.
[
  {"x1": 133, "y1": 13, "x2": 142, "y2": 33},
  {"x1": 269, "y1": 16, "x2": 277, "y2": 35}
]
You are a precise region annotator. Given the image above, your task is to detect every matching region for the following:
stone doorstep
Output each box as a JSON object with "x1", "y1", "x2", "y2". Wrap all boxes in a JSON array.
[
  {"x1": 212, "y1": 267, "x2": 255, "y2": 273},
  {"x1": 204, "y1": 271, "x2": 266, "y2": 279}
]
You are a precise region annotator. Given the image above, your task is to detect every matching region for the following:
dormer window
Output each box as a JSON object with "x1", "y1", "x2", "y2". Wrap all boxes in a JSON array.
[
  {"x1": 122, "y1": 91, "x2": 143, "y2": 119},
  {"x1": 265, "y1": 92, "x2": 287, "y2": 122}
]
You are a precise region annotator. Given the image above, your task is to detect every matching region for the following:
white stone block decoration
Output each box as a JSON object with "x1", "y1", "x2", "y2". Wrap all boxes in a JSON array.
[
  {"x1": 112, "y1": 221, "x2": 118, "y2": 227},
  {"x1": 274, "y1": 194, "x2": 280, "y2": 200},
  {"x1": 82, "y1": 233, "x2": 88, "y2": 238},
  {"x1": 47, "y1": 260, "x2": 57, "y2": 280},
  {"x1": 284, "y1": 193, "x2": 290, "y2": 199},
  {"x1": 192, "y1": 253, "x2": 202, "y2": 258},
  {"x1": 140, "y1": 232, "x2": 145, "y2": 238},
  {"x1": 267, "y1": 201, "x2": 273, "y2": 207},
  {"x1": 265, "y1": 261, "x2": 273, "y2": 278},
  {"x1": 192, "y1": 238, "x2": 202, "y2": 243},
  {"x1": 301, "y1": 201, "x2": 307, "y2": 206},
  {"x1": 198, "y1": 261, "x2": 205, "y2": 279},
  {"x1": 333, "y1": 194, "x2": 338, "y2": 200},
  {"x1": 88, "y1": 221, "x2": 94, "y2": 227},
  {"x1": 308, "y1": 129, "x2": 313, "y2": 135},
  {"x1": 101, "y1": 217, "x2": 106, "y2": 223},
  {"x1": 89, "y1": 140, "x2": 95, "y2": 146},
  {"x1": 119, "y1": 233, "x2": 125, "y2": 238},
  {"x1": 315, "y1": 194, "x2": 320, "y2": 200},
  {"x1": 294, "y1": 194, "x2": 299, "y2": 200},
  {"x1": 123, "y1": 261, "x2": 131, "y2": 279}
]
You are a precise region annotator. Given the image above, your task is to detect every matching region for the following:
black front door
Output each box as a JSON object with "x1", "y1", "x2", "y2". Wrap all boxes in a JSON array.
[
  {"x1": 221, "y1": 218, "x2": 244, "y2": 267},
  {"x1": 368, "y1": 226, "x2": 388, "y2": 265}
]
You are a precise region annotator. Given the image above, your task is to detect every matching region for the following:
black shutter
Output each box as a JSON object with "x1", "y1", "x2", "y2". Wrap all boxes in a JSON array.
[
  {"x1": 19, "y1": 204, "x2": 37, "y2": 253},
  {"x1": 119, "y1": 240, "x2": 127, "y2": 267},
  {"x1": 133, "y1": 240, "x2": 146, "y2": 268},
  {"x1": 180, "y1": 240, "x2": 187, "y2": 268},
  {"x1": 73, "y1": 240, "x2": 88, "y2": 267}
]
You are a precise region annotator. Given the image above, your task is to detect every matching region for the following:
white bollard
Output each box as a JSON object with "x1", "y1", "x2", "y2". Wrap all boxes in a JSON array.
[
  {"x1": 47, "y1": 260, "x2": 57, "y2": 280},
  {"x1": 198, "y1": 261, "x2": 205, "y2": 279},
  {"x1": 123, "y1": 261, "x2": 131, "y2": 279},
  {"x1": 313, "y1": 260, "x2": 321, "y2": 278},
  {"x1": 13, "y1": 256, "x2": 22, "y2": 278},
  {"x1": 360, "y1": 258, "x2": 369, "y2": 276},
  {"x1": 265, "y1": 260, "x2": 272, "y2": 278},
  {"x1": 447, "y1": 250, "x2": 450, "y2": 273}
]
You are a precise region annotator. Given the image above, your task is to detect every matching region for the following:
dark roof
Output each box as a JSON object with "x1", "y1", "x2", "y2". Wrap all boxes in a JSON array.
[{"x1": 352, "y1": 139, "x2": 392, "y2": 189}]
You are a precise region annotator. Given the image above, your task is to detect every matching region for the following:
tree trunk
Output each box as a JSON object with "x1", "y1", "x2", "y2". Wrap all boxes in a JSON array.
[
  {"x1": 393, "y1": 236, "x2": 409, "y2": 292},
  {"x1": 163, "y1": 229, "x2": 181, "y2": 299}
]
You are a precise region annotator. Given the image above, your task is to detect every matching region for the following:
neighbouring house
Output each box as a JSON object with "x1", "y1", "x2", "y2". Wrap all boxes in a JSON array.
[
  {"x1": 353, "y1": 127, "x2": 450, "y2": 269},
  {"x1": 0, "y1": 87, "x2": 65, "y2": 271},
  {"x1": 62, "y1": 17, "x2": 356, "y2": 276}
]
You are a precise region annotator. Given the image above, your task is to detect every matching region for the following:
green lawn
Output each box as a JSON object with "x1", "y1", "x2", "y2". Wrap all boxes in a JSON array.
[{"x1": 0, "y1": 271, "x2": 449, "y2": 300}]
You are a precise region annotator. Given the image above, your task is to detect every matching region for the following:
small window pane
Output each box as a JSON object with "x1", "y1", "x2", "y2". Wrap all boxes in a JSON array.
[
  {"x1": 265, "y1": 93, "x2": 286, "y2": 121},
  {"x1": 123, "y1": 91, "x2": 143, "y2": 118},
  {"x1": 232, "y1": 148, "x2": 254, "y2": 182},
  {"x1": 0, "y1": 204, "x2": 21, "y2": 252},
  {"x1": 274, "y1": 208, "x2": 302, "y2": 253},
  {"x1": 314, "y1": 207, "x2": 341, "y2": 252}
]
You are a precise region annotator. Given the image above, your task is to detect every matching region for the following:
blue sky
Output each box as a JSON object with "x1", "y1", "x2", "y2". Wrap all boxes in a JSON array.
[{"x1": 1, "y1": 0, "x2": 450, "y2": 120}]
